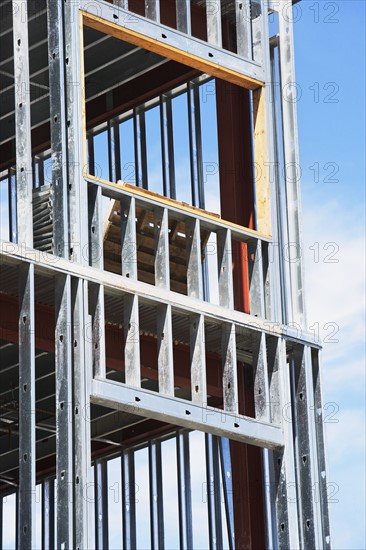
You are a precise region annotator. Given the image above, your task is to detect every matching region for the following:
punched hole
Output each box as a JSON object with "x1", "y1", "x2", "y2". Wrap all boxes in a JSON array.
[
  {"x1": 60, "y1": 402, "x2": 64, "y2": 410},
  {"x1": 22, "y1": 316, "x2": 27, "y2": 324},
  {"x1": 17, "y1": 39, "x2": 21, "y2": 46},
  {"x1": 306, "y1": 519, "x2": 311, "y2": 529},
  {"x1": 280, "y1": 523, "x2": 285, "y2": 532},
  {"x1": 185, "y1": 410, "x2": 191, "y2": 416},
  {"x1": 299, "y1": 392, "x2": 304, "y2": 400},
  {"x1": 23, "y1": 384, "x2": 27, "y2": 392},
  {"x1": 23, "y1": 454, "x2": 28, "y2": 462},
  {"x1": 60, "y1": 335, "x2": 64, "y2": 343},
  {"x1": 135, "y1": 396, "x2": 141, "y2": 402},
  {"x1": 76, "y1": 476, "x2": 80, "y2": 484},
  {"x1": 195, "y1": 385, "x2": 199, "y2": 393},
  {"x1": 234, "y1": 423, "x2": 239, "y2": 428},
  {"x1": 113, "y1": 13, "x2": 119, "y2": 19},
  {"x1": 208, "y1": 52, "x2": 214, "y2": 57},
  {"x1": 162, "y1": 33, "x2": 167, "y2": 38},
  {"x1": 302, "y1": 455, "x2": 307, "y2": 464}
]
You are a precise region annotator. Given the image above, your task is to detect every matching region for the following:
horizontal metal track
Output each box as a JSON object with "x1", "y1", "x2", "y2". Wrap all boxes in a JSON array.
[
  {"x1": 0, "y1": 239, "x2": 321, "y2": 348},
  {"x1": 80, "y1": 2, "x2": 265, "y2": 88},
  {"x1": 91, "y1": 378, "x2": 283, "y2": 449}
]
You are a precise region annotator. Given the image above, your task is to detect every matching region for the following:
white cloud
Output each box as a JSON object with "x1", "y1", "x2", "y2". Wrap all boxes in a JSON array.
[{"x1": 301, "y1": 193, "x2": 366, "y2": 549}]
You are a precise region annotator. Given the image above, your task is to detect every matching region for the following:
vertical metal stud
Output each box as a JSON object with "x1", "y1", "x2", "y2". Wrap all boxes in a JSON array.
[
  {"x1": 236, "y1": 0, "x2": 252, "y2": 59},
  {"x1": 145, "y1": 0, "x2": 160, "y2": 22},
  {"x1": 311, "y1": 350, "x2": 331, "y2": 549},
  {"x1": 176, "y1": 0, "x2": 191, "y2": 34},
  {"x1": 205, "y1": 434, "x2": 223, "y2": 550},
  {"x1": 122, "y1": 449, "x2": 137, "y2": 549},
  {"x1": 64, "y1": 0, "x2": 88, "y2": 264},
  {"x1": 149, "y1": 440, "x2": 164, "y2": 549},
  {"x1": 157, "y1": 303, "x2": 174, "y2": 395},
  {"x1": 95, "y1": 460, "x2": 109, "y2": 550},
  {"x1": 251, "y1": 0, "x2": 263, "y2": 64},
  {"x1": 12, "y1": 0, "x2": 33, "y2": 248},
  {"x1": 124, "y1": 294, "x2": 141, "y2": 388},
  {"x1": 121, "y1": 196, "x2": 138, "y2": 280},
  {"x1": 108, "y1": 118, "x2": 122, "y2": 183},
  {"x1": 18, "y1": 264, "x2": 36, "y2": 549},
  {"x1": 134, "y1": 108, "x2": 148, "y2": 189},
  {"x1": 278, "y1": 2, "x2": 306, "y2": 327},
  {"x1": 176, "y1": 431, "x2": 193, "y2": 550},
  {"x1": 186, "y1": 217, "x2": 203, "y2": 300},
  {"x1": 55, "y1": 274, "x2": 73, "y2": 548},
  {"x1": 206, "y1": 0, "x2": 222, "y2": 47},
  {"x1": 72, "y1": 279, "x2": 91, "y2": 550},
  {"x1": 160, "y1": 95, "x2": 176, "y2": 199},
  {"x1": 42, "y1": 478, "x2": 55, "y2": 550},
  {"x1": 218, "y1": 438, "x2": 235, "y2": 550},
  {"x1": 217, "y1": 229, "x2": 234, "y2": 310},
  {"x1": 187, "y1": 82, "x2": 204, "y2": 209},
  {"x1": 291, "y1": 346, "x2": 319, "y2": 548},
  {"x1": 221, "y1": 323, "x2": 238, "y2": 414},
  {"x1": 47, "y1": 0, "x2": 69, "y2": 257},
  {"x1": 190, "y1": 313, "x2": 207, "y2": 405}
]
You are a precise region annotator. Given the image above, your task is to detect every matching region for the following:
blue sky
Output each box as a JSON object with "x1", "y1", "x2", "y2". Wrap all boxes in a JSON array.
[{"x1": 293, "y1": 1, "x2": 365, "y2": 548}]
